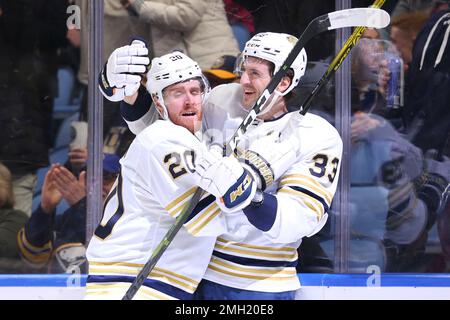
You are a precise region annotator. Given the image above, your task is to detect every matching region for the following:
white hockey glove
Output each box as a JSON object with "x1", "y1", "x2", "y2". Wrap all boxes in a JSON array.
[
  {"x1": 194, "y1": 144, "x2": 256, "y2": 212},
  {"x1": 239, "y1": 130, "x2": 301, "y2": 191},
  {"x1": 98, "y1": 39, "x2": 150, "y2": 102}
]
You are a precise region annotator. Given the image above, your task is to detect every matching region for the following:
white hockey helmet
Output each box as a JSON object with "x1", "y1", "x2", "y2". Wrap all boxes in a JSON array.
[
  {"x1": 243, "y1": 32, "x2": 307, "y2": 96},
  {"x1": 146, "y1": 51, "x2": 210, "y2": 120}
]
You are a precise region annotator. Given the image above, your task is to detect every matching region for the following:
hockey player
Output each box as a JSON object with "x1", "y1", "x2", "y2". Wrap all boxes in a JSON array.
[
  {"x1": 100, "y1": 33, "x2": 343, "y2": 299},
  {"x1": 87, "y1": 50, "x2": 299, "y2": 299}
]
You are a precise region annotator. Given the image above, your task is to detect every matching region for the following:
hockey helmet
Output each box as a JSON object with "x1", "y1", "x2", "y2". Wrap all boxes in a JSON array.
[
  {"x1": 243, "y1": 32, "x2": 307, "y2": 96},
  {"x1": 146, "y1": 51, "x2": 210, "y2": 120}
]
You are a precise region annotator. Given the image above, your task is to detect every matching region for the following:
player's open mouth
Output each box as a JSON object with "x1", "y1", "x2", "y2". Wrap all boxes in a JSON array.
[{"x1": 182, "y1": 112, "x2": 197, "y2": 116}]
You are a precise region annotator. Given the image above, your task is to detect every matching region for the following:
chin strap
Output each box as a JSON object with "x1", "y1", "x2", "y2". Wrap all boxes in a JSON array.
[{"x1": 256, "y1": 90, "x2": 283, "y2": 118}]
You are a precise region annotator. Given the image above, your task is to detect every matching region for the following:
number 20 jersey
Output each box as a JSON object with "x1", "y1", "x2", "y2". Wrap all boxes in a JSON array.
[{"x1": 86, "y1": 120, "x2": 228, "y2": 300}]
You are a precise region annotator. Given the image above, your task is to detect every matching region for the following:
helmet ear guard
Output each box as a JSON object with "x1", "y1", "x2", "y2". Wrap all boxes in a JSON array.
[{"x1": 146, "y1": 51, "x2": 211, "y2": 120}]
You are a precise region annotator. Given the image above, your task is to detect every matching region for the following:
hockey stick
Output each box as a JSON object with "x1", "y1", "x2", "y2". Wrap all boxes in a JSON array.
[
  {"x1": 122, "y1": 7, "x2": 390, "y2": 300},
  {"x1": 299, "y1": 0, "x2": 387, "y2": 115}
]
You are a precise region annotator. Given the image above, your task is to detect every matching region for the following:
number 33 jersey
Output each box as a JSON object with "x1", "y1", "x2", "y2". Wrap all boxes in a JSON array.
[{"x1": 201, "y1": 85, "x2": 343, "y2": 293}]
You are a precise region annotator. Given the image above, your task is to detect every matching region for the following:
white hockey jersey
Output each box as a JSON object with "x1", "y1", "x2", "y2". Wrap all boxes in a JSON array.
[
  {"x1": 122, "y1": 83, "x2": 343, "y2": 293},
  {"x1": 86, "y1": 120, "x2": 228, "y2": 300}
]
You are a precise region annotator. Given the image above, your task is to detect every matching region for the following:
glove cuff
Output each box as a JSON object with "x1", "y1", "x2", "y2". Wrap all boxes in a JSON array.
[
  {"x1": 219, "y1": 170, "x2": 256, "y2": 213},
  {"x1": 239, "y1": 150, "x2": 274, "y2": 191},
  {"x1": 98, "y1": 62, "x2": 114, "y2": 97},
  {"x1": 98, "y1": 63, "x2": 126, "y2": 102}
]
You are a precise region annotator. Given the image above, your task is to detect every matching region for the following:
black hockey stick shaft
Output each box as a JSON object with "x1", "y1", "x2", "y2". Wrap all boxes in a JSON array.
[
  {"x1": 122, "y1": 6, "x2": 388, "y2": 300},
  {"x1": 299, "y1": 0, "x2": 386, "y2": 115}
]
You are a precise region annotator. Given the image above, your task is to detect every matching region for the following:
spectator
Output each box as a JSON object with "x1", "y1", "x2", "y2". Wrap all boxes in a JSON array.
[
  {"x1": 348, "y1": 36, "x2": 450, "y2": 272},
  {"x1": 390, "y1": 11, "x2": 430, "y2": 72},
  {"x1": 234, "y1": 0, "x2": 334, "y2": 61},
  {"x1": 402, "y1": 2, "x2": 450, "y2": 269},
  {"x1": 0, "y1": 162, "x2": 28, "y2": 270},
  {"x1": 74, "y1": 0, "x2": 151, "y2": 155},
  {"x1": 374, "y1": 12, "x2": 429, "y2": 125},
  {"x1": 403, "y1": 1, "x2": 450, "y2": 156},
  {"x1": 17, "y1": 154, "x2": 120, "y2": 273},
  {"x1": 203, "y1": 55, "x2": 239, "y2": 88},
  {"x1": 392, "y1": 0, "x2": 442, "y2": 17},
  {"x1": 120, "y1": 0, "x2": 240, "y2": 70},
  {"x1": 0, "y1": 0, "x2": 69, "y2": 216},
  {"x1": 351, "y1": 38, "x2": 402, "y2": 117},
  {"x1": 224, "y1": 0, "x2": 255, "y2": 51}
]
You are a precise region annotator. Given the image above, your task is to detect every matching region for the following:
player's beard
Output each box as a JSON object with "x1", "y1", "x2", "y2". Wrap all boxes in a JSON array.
[{"x1": 178, "y1": 109, "x2": 202, "y2": 134}]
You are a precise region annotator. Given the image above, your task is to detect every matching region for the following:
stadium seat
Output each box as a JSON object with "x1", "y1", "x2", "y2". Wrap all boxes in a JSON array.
[
  {"x1": 54, "y1": 112, "x2": 80, "y2": 149},
  {"x1": 53, "y1": 67, "x2": 81, "y2": 120}
]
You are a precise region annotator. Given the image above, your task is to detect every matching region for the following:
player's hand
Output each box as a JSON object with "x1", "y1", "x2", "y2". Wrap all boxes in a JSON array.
[
  {"x1": 239, "y1": 130, "x2": 300, "y2": 190},
  {"x1": 98, "y1": 39, "x2": 150, "y2": 102},
  {"x1": 194, "y1": 144, "x2": 256, "y2": 212}
]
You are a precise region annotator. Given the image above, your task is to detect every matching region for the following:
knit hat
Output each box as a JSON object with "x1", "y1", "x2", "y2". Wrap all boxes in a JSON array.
[{"x1": 203, "y1": 55, "x2": 237, "y2": 80}]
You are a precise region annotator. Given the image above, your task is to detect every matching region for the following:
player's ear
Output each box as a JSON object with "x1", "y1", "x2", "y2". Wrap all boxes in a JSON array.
[
  {"x1": 153, "y1": 99, "x2": 164, "y2": 116},
  {"x1": 276, "y1": 75, "x2": 291, "y2": 94}
]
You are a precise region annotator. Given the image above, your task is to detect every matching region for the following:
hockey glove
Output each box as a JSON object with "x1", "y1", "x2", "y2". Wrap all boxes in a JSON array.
[
  {"x1": 98, "y1": 39, "x2": 150, "y2": 102},
  {"x1": 239, "y1": 130, "x2": 300, "y2": 191},
  {"x1": 415, "y1": 149, "x2": 450, "y2": 215},
  {"x1": 194, "y1": 144, "x2": 256, "y2": 213}
]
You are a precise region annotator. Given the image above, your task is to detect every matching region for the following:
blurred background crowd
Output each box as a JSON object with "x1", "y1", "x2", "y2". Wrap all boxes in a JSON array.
[{"x1": 0, "y1": 0, "x2": 449, "y2": 277}]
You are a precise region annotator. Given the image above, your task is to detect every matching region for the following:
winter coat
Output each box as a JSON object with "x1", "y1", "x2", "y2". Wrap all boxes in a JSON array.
[
  {"x1": 129, "y1": 0, "x2": 240, "y2": 69},
  {"x1": 76, "y1": 0, "x2": 151, "y2": 85}
]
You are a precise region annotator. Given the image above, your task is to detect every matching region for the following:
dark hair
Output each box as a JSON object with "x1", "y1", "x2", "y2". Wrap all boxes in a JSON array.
[
  {"x1": 0, "y1": 163, "x2": 14, "y2": 208},
  {"x1": 266, "y1": 61, "x2": 296, "y2": 103}
]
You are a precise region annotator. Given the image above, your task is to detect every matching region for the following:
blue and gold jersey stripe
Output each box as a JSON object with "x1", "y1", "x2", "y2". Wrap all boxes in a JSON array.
[
  {"x1": 279, "y1": 173, "x2": 332, "y2": 205},
  {"x1": 165, "y1": 187, "x2": 197, "y2": 217},
  {"x1": 86, "y1": 282, "x2": 176, "y2": 300},
  {"x1": 208, "y1": 257, "x2": 298, "y2": 282},
  {"x1": 214, "y1": 237, "x2": 298, "y2": 261},
  {"x1": 278, "y1": 187, "x2": 326, "y2": 221},
  {"x1": 86, "y1": 274, "x2": 193, "y2": 300},
  {"x1": 185, "y1": 205, "x2": 221, "y2": 236},
  {"x1": 166, "y1": 190, "x2": 220, "y2": 235},
  {"x1": 88, "y1": 261, "x2": 198, "y2": 293}
]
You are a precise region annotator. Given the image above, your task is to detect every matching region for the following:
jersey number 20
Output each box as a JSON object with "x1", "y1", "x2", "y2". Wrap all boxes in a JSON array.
[{"x1": 164, "y1": 150, "x2": 195, "y2": 179}]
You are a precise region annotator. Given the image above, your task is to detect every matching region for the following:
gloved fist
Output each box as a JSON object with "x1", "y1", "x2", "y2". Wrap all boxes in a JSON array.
[
  {"x1": 239, "y1": 129, "x2": 301, "y2": 190},
  {"x1": 416, "y1": 149, "x2": 450, "y2": 213},
  {"x1": 98, "y1": 39, "x2": 150, "y2": 102},
  {"x1": 194, "y1": 144, "x2": 256, "y2": 212}
]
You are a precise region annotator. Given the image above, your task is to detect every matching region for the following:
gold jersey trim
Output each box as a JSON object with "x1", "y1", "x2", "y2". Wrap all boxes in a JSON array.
[
  {"x1": 280, "y1": 174, "x2": 332, "y2": 204},
  {"x1": 88, "y1": 261, "x2": 198, "y2": 292},
  {"x1": 278, "y1": 188, "x2": 324, "y2": 220},
  {"x1": 85, "y1": 282, "x2": 177, "y2": 300}
]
